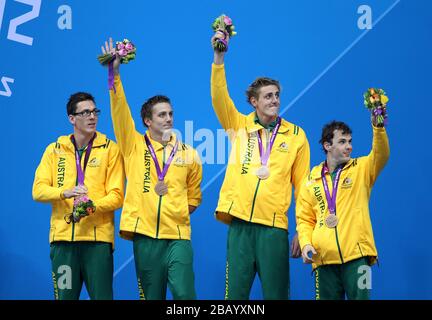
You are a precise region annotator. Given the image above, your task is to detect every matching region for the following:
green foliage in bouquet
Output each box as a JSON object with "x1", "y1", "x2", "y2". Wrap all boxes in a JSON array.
[
  {"x1": 212, "y1": 14, "x2": 237, "y2": 52},
  {"x1": 97, "y1": 38, "x2": 136, "y2": 65}
]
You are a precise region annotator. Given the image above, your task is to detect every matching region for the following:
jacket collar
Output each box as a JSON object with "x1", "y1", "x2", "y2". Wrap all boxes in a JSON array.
[
  {"x1": 310, "y1": 159, "x2": 356, "y2": 180},
  {"x1": 253, "y1": 113, "x2": 279, "y2": 130},
  {"x1": 144, "y1": 131, "x2": 178, "y2": 151},
  {"x1": 57, "y1": 131, "x2": 108, "y2": 151},
  {"x1": 245, "y1": 111, "x2": 291, "y2": 134}
]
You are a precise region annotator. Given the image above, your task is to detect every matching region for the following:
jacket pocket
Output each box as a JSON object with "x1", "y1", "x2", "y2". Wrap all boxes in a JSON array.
[
  {"x1": 311, "y1": 225, "x2": 339, "y2": 263},
  {"x1": 50, "y1": 226, "x2": 56, "y2": 243},
  {"x1": 176, "y1": 224, "x2": 191, "y2": 240}
]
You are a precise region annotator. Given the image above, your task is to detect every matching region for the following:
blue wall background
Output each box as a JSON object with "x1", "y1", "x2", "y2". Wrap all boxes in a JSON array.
[{"x1": 1, "y1": 0, "x2": 431, "y2": 299}]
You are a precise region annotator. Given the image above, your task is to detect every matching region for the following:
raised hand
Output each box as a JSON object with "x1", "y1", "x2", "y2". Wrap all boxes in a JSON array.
[
  {"x1": 211, "y1": 29, "x2": 230, "y2": 51},
  {"x1": 212, "y1": 31, "x2": 229, "y2": 65},
  {"x1": 101, "y1": 37, "x2": 121, "y2": 75}
]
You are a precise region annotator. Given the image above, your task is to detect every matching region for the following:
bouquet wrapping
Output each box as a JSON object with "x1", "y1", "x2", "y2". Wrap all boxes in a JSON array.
[
  {"x1": 97, "y1": 38, "x2": 136, "y2": 65},
  {"x1": 65, "y1": 195, "x2": 96, "y2": 224},
  {"x1": 212, "y1": 15, "x2": 237, "y2": 52},
  {"x1": 97, "y1": 39, "x2": 137, "y2": 91},
  {"x1": 363, "y1": 88, "x2": 389, "y2": 127}
]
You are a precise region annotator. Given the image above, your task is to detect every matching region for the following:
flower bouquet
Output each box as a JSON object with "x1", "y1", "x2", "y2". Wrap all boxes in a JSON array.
[
  {"x1": 65, "y1": 195, "x2": 96, "y2": 224},
  {"x1": 97, "y1": 38, "x2": 136, "y2": 65},
  {"x1": 363, "y1": 88, "x2": 389, "y2": 127},
  {"x1": 212, "y1": 14, "x2": 237, "y2": 52}
]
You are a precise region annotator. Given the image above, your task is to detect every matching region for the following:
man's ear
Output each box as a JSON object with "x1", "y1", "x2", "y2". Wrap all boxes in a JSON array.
[
  {"x1": 250, "y1": 96, "x2": 258, "y2": 108},
  {"x1": 144, "y1": 117, "x2": 152, "y2": 127},
  {"x1": 68, "y1": 115, "x2": 75, "y2": 126},
  {"x1": 324, "y1": 142, "x2": 332, "y2": 152}
]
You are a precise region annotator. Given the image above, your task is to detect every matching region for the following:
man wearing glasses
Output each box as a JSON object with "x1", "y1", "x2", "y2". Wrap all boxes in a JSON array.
[{"x1": 33, "y1": 92, "x2": 125, "y2": 299}]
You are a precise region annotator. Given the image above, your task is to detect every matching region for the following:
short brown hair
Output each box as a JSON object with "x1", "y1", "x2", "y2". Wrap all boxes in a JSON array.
[
  {"x1": 67, "y1": 92, "x2": 95, "y2": 115},
  {"x1": 319, "y1": 121, "x2": 352, "y2": 154},
  {"x1": 141, "y1": 95, "x2": 171, "y2": 127},
  {"x1": 245, "y1": 77, "x2": 281, "y2": 105}
]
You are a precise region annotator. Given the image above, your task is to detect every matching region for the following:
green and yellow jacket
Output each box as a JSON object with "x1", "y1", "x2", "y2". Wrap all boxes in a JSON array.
[
  {"x1": 296, "y1": 126, "x2": 390, "y2": 269},
  {"x1": 110, "y1": 75, "x2": 202, "y2": 241},
  {"x1": 32, "y1": 132, "x2": 125, "y2": 245},
  {"x1": 211, "y1": 63, "x2": 310, "y2": 230}
]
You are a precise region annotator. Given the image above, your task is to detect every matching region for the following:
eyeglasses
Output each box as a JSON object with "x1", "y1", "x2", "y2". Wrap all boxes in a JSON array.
[{"x1": 73, "y1": 108, "x2": 101, "y2": 118}]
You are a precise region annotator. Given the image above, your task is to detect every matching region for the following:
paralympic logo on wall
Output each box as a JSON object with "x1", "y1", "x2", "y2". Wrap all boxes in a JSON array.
[
  {"x1": 0, "y1": 2, "x2": 374, "y2": 98},
  {"x1": 0, "y1": 0, "x2": 72, "y2": 97}
]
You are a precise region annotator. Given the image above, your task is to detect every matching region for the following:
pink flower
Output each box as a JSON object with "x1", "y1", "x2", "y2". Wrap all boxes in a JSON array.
[
  {"x1": 125, "y1": 42, "x2": 134, "y2": 51},
  {"x1": 118, "y1": 48, "x2": 127, "y2": 57},
  {"x1": 117, "y1": 42, "x2": 125, "y2": 51},
  {"x1": 223, "y1": 16, "x2": 232, "y2": 26}
]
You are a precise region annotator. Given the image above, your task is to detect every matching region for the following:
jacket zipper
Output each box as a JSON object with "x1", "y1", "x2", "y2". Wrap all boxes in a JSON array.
[
  {"x1": 327, "y1": 172, "x2": 344, "y2": 263},
  {"x1": 71, "y1": 222, "x2": 75, "y2": 241},
  {"x1": 334, "y1": 226, "x2": 344, "y2": 263},
  {"x1": 155, "y1": 145, "x2": 166, "y2": 238},
  {"x1": 71, "y1": 148, "x2": 86, "y2": 242},
  {"x1": 249, "y1": 179, "x2": 261, "y2": 221},
  {"x1": 249, "y1": 128, "x2": 270, "y2": 221},
  {"x1": 156, "y1": 196, "x2": 163, "y2": 238}
]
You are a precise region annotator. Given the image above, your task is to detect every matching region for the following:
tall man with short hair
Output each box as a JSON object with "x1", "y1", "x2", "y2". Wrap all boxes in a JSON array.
[
  {"x1": 101, "y1": 38, "x2": 202, "y2": 300},
  {"x1": 296, "y1": 117, "x2": 390, "y2": 300},
  {"x1": 210, "y1": 32, "x2": 310, "y2": 299},
  {"x1": 33, "y1": 92, "x2": 125, "y2": 300}
]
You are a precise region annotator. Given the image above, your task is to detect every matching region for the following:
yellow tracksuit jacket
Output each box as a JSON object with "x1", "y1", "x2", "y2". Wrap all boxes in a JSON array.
[
  {"x1": 110, "y1": 75, "x2": 202, "y2": 241},
  {"x1": 32, "y1": 132, "x2": 125, "y2": 245},
  {"x1": 296, "y1": 126, "x2": 390, "y2": 269},
  {"x1": 211, "y1": 63, "x2": 310, "y2": 230}
]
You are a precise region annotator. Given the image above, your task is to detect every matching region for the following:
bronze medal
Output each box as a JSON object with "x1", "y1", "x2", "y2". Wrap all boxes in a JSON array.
[
  {"x1": 255, "y1": 118, "x2": 281, "y2": 181},
  {"x1": 325, "y1": 214, "x2": 338, "y2": 228},
  {"x1": 256, "y1": 165, "x2": 270, "y2": 180},
  {"x1": 154, "y1": 180, "x2": 168, "y2": 196},
  {"x1": 145, "y1": 134, "x2": 178, "y2": 197}
]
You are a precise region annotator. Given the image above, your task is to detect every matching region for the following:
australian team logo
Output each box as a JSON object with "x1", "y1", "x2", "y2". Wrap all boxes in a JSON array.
[
  {"x1": 173, "y1": 157, "x2": 186, "y2": 167},
  {"x1": 341, "y1": 176, "x2": 353, "y2": 188},
  {"x1": 277, "y1": 142, "x2": 289, "y2": 153},
  {"x1": 87, "y1": 157, "x2": 101, "y2": 167}
]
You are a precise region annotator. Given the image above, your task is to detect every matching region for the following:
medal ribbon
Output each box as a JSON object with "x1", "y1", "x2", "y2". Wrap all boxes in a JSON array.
[
  {"x1": 256, "y1": 117, "x2": 281, "y2": 166},
  {"x1": 71, "y1": 133, "x2": 96, "y2": 185},
  {"x1": 321, "y1": 164, "x2": 342, "y2": 215},
  {"x1": 144, "y1": 134, "x2": 179, "y2": 181},
  {"x1": 108, "y1": 61, "x2": 116, "y2": 93}
]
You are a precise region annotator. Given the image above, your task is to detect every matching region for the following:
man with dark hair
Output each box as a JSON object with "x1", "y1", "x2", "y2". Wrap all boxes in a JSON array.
[
  {"x1": 210, "y1": 32, "x2": 310, "y2": 299},
  {"x1": 319, "y1": 121, "x2": 352, "y2": 153},
  {"x1": 141, "y1": 95, "x2": 171, "y2": 125},
  {"x1": 100, "y1": 38, "x2": 202, "y2": 300},
  {"x1": 32, "y1": 92, "x2": 125, "y2": 300},
  {"x1": 296, "y1": 117, "x2": 390, "y2": 300}
]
